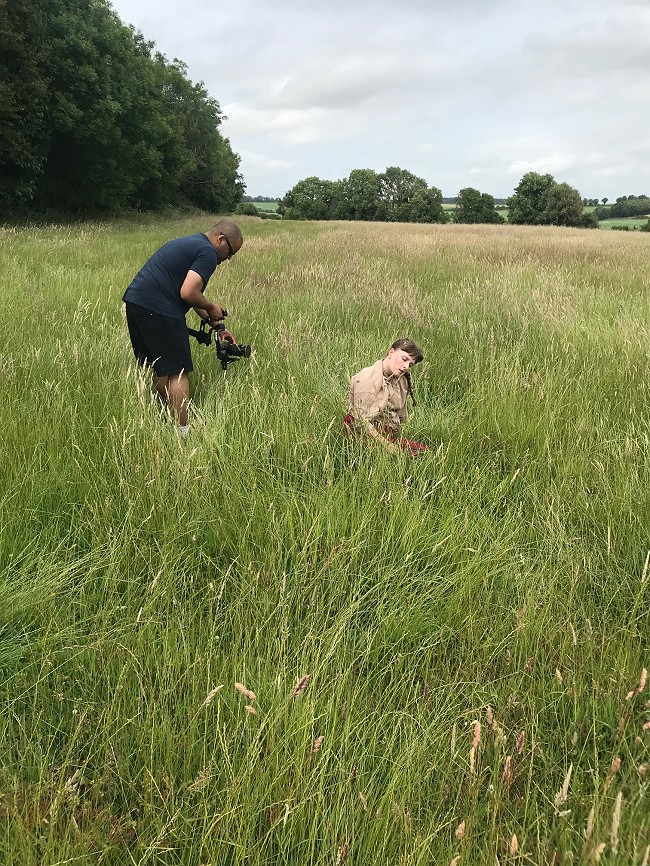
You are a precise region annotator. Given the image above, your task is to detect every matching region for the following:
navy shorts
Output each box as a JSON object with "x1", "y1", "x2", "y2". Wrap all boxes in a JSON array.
[{"x1": 125, "y1": 303, "x2": 193, "y2": 376}]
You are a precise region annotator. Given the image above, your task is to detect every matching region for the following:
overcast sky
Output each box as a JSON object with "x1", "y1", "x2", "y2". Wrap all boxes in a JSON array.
[{"x1": 109, "y1": 0, "x2": 649, "y2": 200}]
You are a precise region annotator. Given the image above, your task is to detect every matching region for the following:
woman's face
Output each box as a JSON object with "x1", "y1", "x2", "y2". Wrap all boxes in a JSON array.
[{"x1": 384, "y1": 347, "x2": 417, "y2": 378}]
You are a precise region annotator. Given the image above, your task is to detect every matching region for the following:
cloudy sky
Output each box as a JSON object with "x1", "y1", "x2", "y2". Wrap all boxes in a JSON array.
[{"x1": 109, "y1": 0, "x2": 649, "y2": 200}]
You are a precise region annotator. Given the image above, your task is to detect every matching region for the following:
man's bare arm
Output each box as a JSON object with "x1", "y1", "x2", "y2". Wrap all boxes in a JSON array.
[{"x1": 179, "y1": 270, "x2": 224, "y2": 322}]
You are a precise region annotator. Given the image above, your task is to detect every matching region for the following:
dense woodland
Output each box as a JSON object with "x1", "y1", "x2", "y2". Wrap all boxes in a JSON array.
[{"x1": 0, "y1": 0, "x2": 243, "y2": 215}]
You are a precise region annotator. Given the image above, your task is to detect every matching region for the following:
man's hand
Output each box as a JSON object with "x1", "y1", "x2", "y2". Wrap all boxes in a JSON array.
[{"x1": 219, "y1": 328, "x2": 237, "y2": 344}]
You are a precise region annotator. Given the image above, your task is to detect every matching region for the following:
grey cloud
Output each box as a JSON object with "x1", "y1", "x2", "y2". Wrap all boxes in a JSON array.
[
  {"x1": 268, "y1": 54, "x2": 443, "y2": 110},
  {"x1": 110, "y1": 0, "x2": 647, "y2": 198}
]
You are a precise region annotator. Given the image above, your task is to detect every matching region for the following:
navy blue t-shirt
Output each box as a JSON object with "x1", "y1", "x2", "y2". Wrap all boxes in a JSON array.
[{"x1": 123, "y1": 233, "x2": 220, "y2": 319}]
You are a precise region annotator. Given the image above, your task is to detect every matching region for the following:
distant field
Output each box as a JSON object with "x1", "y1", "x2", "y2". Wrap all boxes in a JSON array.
[
  {"x1": 598, "y1": 215, "x2": 649, "y2": 230},
  {"x1": 252, "y1": 201, "x2": 279, "y2": 212},
  {"x1": 2, "y1": 218, "x2": 648, "y2": 865}
]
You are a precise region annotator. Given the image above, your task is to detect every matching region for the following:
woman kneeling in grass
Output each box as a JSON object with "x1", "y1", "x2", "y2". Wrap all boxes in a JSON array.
[{"x1": 344, "y1": 338, "x2": 428, "y2": 455}]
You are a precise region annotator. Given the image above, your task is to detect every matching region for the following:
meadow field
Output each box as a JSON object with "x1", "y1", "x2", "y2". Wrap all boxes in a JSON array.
[{"x1": 1, "y1": 217, "x2": 649, "y2": 865}]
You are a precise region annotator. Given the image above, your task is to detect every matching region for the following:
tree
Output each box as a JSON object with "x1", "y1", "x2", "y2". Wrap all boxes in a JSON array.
[
  {"x1": 1, "y1": 0, "x2": 243, "y2": 214},
  {"x1": 279, "y1": 167, "x2": 446, "y2": 224},
  {"x1": 380, "y1": 166, "x2": 424, "y2": 221},
  {"x1": 609, "y1": 196, "x2": 650, "y2": 218},
  {"x1": 0, "y1": 0, "x2": 51, "y2": 207},
  {"x1": 278, "y1": 176, "x2": 340, "y2": 220},
  {"x1": 454, "y1": 188, "x2": 504, "y2": 224},
  {"x1": 542, "y1": 182, "x2": 586, "y2": 227},
  {"x1": 405, "y1": 186, "x2": 447, "y2": 223},
  {"x1": 602, "y1": 197, "x2": 608, "y2": 205},
  {"x1": 235, "y1": 202, "x2": 259, "y2": 216},
  {"x1": 377, "y1": 167, "x2": 446, "y2": 223},
  {"x1": 343, "y1": 169, "x2": 385, "y2": 221},
  {"x1": 506, "y1": 172, "x2": 556, "y2": 225},
  {"x1": 507, "y1": 173, "x2": 593, "y2": 228}
]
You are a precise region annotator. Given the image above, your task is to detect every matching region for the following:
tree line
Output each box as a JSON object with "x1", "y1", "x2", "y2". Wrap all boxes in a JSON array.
[
  {"x1": 596, "y1": 195, "x2": 650, "y2": 220},
  {"x1": 279, "y1": 170, "x2": 601, "y2": 228},
  {"x1": 277, "y1": 168, "x2": 448, "y2": 223},
  {"x1": 0, "y1": 0, "x2": 243, "y2": 215}
]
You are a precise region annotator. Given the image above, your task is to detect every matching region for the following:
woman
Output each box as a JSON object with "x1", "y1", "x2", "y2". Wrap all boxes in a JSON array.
[{"x1": 344, "y1": 338, "x2": 428, "y2": 454}]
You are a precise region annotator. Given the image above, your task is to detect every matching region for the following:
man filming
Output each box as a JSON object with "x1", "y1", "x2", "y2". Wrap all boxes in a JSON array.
[{"x1": 123, "y1": 219, "x2": 243, "y2": 437}]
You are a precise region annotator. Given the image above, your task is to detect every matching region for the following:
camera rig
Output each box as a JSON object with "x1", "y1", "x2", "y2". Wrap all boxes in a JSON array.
[{"x1": 187, "y1": 310, "x2": 251, "y2": 371}]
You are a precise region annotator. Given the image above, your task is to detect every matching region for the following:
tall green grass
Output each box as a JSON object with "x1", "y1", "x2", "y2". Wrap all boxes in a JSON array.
[{"x1": 0, "y1": 218, "x2": 648, "y2": 864}]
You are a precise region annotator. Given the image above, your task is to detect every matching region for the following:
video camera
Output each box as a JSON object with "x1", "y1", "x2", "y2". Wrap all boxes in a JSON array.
[{"x1": 187, "y1": 309, "x2": 252, "y2": 371}]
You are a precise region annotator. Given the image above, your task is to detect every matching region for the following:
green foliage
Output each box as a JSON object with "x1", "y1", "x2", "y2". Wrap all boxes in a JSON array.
[
  {"x1": 279, "y1": 176, "x2": 341, "y2": 220},
  {"x1": 542, "y1": 182, "x2": 588, "y2": 227},
  {"x1": 506, "y1": 172, "x2": 557, "y2": 225},
  {"x1": 235, "y1": 202, "x2": 261, "y2": 216},
  {"x1": 641, "y1": 219, "x2": 650, "y2": 232},
  {"x1": 507, "y1": 173, "x2": 595, "y2": 228},
  {"x1": 0, "y1": 0, "x2": 50, "y2": 205},
  {"x1": 338, "y1": 169, "x2": 385, "y2": 221},
  {"x1": 454, "y1": 187, "x2": 504, "y2": 224},
  {"x1": 0, "y1": 0, "x2": 243, "y2": 214},
  {"x1": 279, "y1": 166, "x2": 447, "y2": 224},
  {"x1": 610, "y1": 196, "x2": 650, "y2": 218}
]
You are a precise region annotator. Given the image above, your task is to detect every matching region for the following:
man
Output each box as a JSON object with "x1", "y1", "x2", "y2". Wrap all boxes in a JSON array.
[{"x1": 123, "y1": 219, "x2": 243, "y2": 436}]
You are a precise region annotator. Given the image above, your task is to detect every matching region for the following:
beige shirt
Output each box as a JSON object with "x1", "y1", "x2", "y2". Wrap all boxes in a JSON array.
[{"x1": 348, "y1": 359, "x2": 409, "y2": 433}]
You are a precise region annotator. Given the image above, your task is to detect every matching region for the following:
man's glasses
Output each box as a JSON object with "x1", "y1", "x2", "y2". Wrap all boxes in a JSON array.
[{"x1": 222, "y1": 234, "x2": 236, "y2": 258}]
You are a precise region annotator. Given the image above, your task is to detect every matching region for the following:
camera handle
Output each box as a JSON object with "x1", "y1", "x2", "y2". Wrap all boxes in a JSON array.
[{"x1": 187, "y1": 309, "x2": 230, "y2": 345}]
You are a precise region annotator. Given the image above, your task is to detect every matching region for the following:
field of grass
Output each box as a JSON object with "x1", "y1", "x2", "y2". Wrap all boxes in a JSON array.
[
  {"x1": 252, "y1": 202, "x2": 279, "y2": 212},
  {"x1": 598, "y1": 216, "x2": 650, "y2": 231},
  {"x1": 1, "y1": 218, "x2": 649, "y2": 864}
]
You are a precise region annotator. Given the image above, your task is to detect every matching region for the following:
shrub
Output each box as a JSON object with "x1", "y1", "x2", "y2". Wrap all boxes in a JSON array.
[{"x1": 235, "y1": 202, "x2": 260, "y2": 216}]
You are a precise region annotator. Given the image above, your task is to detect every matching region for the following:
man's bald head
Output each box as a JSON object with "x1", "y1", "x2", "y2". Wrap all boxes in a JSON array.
[
  {"x1": 210, "y1": 220, "x2": 243, "y2": 245},
  {"x1": 206, "y1": 219, "x2": 243, "y2": 260}
]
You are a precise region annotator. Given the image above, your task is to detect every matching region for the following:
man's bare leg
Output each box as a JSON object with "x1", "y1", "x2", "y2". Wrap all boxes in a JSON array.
[{"x1": 153, "y1": 371, "x2": 190, "y2": 427}]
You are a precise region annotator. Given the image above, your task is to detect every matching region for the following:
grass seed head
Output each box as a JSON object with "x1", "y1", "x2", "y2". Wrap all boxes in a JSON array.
[
  {"x1": 234, "y1": 682, "x2": 257, "y2": 701},
  {"x1": 554, "y1": 763, "x2": 573, "y2": 812},
  {"x1": 201, "y1": 685, "x2": 223, "y2": 708},
  {"x1": 455, "y1": 820, "x2": 466, "y2": 840},
  {"x1": 516, "y1": 731, "x2": 525, "y2": 754},
  {"x1": 292, "y1": 674, "x2": 310, "y2": 698},
  {"x1": 610, "y1": 791, "x2": 622, "y2": 853},
  {"x1": 591, "y1": 842, "x2": 606, "y2": 862}
]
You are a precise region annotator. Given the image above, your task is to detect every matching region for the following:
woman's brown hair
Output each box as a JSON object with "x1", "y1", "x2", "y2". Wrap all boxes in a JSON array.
[{"x1": 390, "y1": 337, "x2": 424, "y2": 405}]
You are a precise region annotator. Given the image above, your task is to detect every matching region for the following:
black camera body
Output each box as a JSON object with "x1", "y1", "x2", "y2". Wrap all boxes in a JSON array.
[
  {"x1": 186, "y1": 310, "x2": 251, "y2": 371},
  {"x1": 213, "y1": 322, "x2": 252, "y2": 370}
]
